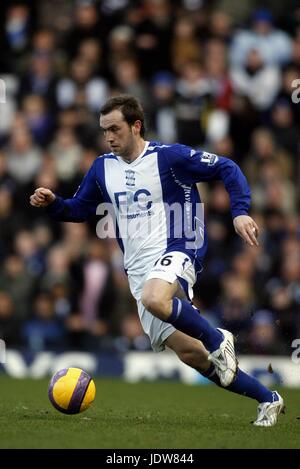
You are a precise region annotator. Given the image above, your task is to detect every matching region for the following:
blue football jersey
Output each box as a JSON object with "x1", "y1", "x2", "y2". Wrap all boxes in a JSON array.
[{"x1": 47, "y1": 141, "x2": 251, "y2": 275}]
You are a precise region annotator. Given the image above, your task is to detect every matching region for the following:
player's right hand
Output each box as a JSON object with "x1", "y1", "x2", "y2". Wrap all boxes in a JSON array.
[{"x1": 30, "y1": 187, "x2": 56, "y2": 207}]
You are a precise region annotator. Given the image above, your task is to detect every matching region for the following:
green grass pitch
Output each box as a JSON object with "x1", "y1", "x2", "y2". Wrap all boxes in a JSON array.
[{"x1": 0, "y1": 376, "x2": 299, "y2": 448}]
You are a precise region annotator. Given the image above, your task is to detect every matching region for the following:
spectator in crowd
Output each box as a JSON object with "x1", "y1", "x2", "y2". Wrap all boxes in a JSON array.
[
  {"x1": 112, "y1": 58, "x2": 150, "y2": 111},
  {"x1": 22, "y1": 94, "x2": 55, "y2": 146},
  {"x1": 230, "y1": 48, "x2": 281, "y2": 111},
  {"x1": 245, "y1": 309, "x2": 287, "y2": 355},
  {"x1": 0, "y1": 255, "x2": 36, "y2": 320},
  {"x1": 230, "y1": 9, "x2": 292, "y2": 67},
  {"x1": 48, "y1": 126, "x2": 83, "y2": 181},
  {"x1": 175, "y1": 60, "x2": 212, "y2": 146},
  {"x1": 22, "y1": 292, "x2": 66, "y2": 352},
  {"x1": 171, "y1": 15, "x2": 201, "y2": 74},
  {"x1": 56, "y1": 56, "x2": 109, "y2": 112},
  {"x1": 150, "y1": 71, "x2": 177, "y2": 143},
  {"x1": 0, "y1": 290, "x2": 22, "y2": 347},
  {"x1": 5, "y1": 123, "x2": 42, "y2": 185}
]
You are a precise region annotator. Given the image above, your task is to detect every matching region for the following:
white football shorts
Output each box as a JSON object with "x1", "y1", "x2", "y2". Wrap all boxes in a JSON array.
[{"x1": 128, "y1": 251, "x2": 197, "y2": 352}]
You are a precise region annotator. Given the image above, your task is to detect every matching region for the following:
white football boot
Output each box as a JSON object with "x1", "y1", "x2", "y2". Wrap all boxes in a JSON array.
[
  {"x1": 208, "y1": 328, "x2": 238, "y2": 387},
  {"x1": 253, "y1": 391, "x2": 285, "y2": 427}
]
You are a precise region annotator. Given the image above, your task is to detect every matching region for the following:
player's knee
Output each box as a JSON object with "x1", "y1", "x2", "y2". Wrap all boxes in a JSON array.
[{"x1": 141, "y1": 291, "x2": 171, "y2": 320}]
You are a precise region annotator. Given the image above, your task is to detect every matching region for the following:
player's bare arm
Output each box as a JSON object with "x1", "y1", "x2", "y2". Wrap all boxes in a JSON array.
[
  {"x1": 233, "y1": 215, "x2": 259, "y2": 246},
  {"x1": 30, "y1": 187, "x2": 56, "y2": 207}
]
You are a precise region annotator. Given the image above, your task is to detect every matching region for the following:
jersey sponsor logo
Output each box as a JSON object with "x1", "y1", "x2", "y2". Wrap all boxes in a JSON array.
[{"x1": 200, "y1": 151, "x2": 219, "y2": 166}]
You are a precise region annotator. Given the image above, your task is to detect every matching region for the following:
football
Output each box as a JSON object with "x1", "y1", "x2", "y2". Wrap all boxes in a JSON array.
[{"x1": 48, "y1": 367, "x2": 96, "y2": 414}]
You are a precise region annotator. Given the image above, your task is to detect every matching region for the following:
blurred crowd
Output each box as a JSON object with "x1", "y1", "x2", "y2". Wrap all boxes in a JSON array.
[{"x1": 0, "y1": 0, "x2": 300, "y2": 356}]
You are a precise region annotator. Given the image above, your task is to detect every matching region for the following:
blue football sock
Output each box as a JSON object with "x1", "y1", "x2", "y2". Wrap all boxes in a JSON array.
[
  {"x1": 167, "y1": 298, "x2": 223, "y2": 352},
  {"x1": 203, "y1": 364, "x2": 273, "y2": 403}
]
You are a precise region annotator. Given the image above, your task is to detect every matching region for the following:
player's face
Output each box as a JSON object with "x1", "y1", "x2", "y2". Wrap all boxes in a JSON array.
[{"x1": 100, "y1": 110, "x2": 139, "y2": 159}]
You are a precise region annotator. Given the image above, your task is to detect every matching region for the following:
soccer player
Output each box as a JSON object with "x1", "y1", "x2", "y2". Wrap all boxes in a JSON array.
[{"x1": 30, "y1": 95, "x2": 284, "y2": 427}]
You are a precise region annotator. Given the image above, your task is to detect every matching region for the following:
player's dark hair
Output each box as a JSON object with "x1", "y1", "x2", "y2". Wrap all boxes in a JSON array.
[{"x1": 100, "y1": 95, "x2": 146, "y2": 137}]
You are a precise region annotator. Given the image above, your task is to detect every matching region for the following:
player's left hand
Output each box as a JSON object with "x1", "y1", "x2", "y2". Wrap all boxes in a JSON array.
[{"x1": 233, "y1": 215, "x2": 259, "y2": 246}]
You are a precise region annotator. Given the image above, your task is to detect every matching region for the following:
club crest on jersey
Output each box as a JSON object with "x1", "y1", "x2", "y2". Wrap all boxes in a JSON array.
[
  {"x1": 125, "y1": 170, "x2": 136, "y2": 187},
  {"x1": 200, "y1": 151, "x2": 219, "y2": 166}
]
